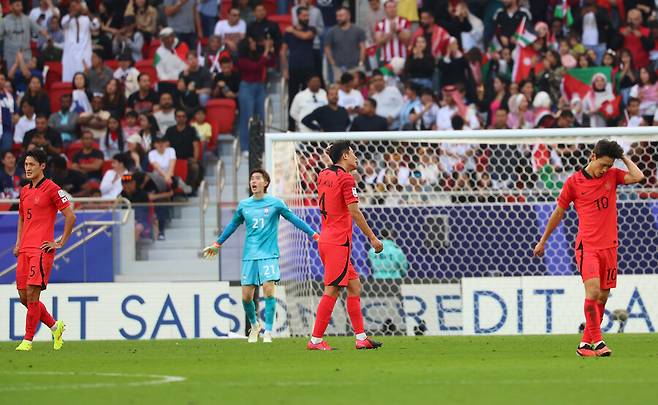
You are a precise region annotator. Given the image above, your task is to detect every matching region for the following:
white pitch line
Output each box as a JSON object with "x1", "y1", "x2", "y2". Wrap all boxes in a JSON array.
[{"x1": 0, "y1": 371, "x2": 185, "y2": 392}]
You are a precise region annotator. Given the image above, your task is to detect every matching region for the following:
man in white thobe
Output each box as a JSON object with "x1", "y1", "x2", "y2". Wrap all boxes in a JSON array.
[{"x1": 61, "y1": 0, "x2": 92, "y2": 82}]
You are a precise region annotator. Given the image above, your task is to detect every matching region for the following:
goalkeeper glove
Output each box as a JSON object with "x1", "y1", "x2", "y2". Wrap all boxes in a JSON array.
[{"x1": 202, "y1": 242, "x2": 221, "y2": 260}]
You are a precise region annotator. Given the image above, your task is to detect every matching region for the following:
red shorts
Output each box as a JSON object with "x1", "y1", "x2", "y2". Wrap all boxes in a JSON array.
[
  {"x1": 16, "y1": 252, "x2": 54, "y2": 290},
  {"x1": 318, "y1": 241, "x2": 358, "y2": 287},
  {"x1": 575, "y1": 244, "x2": 618, "y2": 289}
]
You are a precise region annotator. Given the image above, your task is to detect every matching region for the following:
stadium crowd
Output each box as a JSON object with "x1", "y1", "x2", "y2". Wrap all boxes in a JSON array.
[{"x1": 0, "y1": 0, "x2": 656, "y2": 240}]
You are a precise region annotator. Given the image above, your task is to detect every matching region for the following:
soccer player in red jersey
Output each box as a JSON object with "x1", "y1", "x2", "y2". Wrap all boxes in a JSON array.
[
  {"x1": 307, "y1": 141, "x2": 384, "y2": 351},
  {"x1": 14, "y1": 149, "x2": 77, "y2": 351},
  {"x1": 533, "y1": 140, "x2": 644, "y2": 357}
]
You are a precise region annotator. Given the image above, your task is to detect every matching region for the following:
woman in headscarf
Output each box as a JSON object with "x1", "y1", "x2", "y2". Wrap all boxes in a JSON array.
[{"x1": 582, "y1": 73, "x2": 616, "y2": 127}]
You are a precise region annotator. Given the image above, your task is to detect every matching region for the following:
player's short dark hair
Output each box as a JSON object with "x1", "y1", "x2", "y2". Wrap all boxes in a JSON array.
[
  {"x1": 593, "y1": 139, "x2": 623, "y2": 160},
  {"x1": 249, "y1": 168, "x2": 270, "y2": 192},
  {"x1": 25, "y1": 148, "x2": 48, "y2": 165},
  {"x1": 328, "y1": 141, "x2": 352, "y2": 164}
]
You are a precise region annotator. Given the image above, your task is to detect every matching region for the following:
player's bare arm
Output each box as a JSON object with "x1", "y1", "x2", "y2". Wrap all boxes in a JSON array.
[
  {"x1": 41, "y1": 206, "x2": 76, "y2": 253},
  {"x1": 347, "y1": 202, "x2": 383, "y2": 253},
  {"x1": 533, "y1": 206, "x2": 566, "y2": 257},
  {"x1": 14, "y1": 212, "x2": 23, "y2": 257},
  {"x1": 621, "y1": 155, "x2": 645, "y2": 184}
]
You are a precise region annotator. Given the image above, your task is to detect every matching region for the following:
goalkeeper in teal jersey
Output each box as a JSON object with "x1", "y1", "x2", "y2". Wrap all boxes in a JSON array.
[{"x1": 202, "y1": 169, "x2": 319, "y2": 343}]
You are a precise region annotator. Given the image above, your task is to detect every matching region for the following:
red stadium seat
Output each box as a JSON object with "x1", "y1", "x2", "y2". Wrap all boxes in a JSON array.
[
  {"x1": 135, "y1": 59, "x2": 158, "y2": 83},
  {"x1": 269, "y1": 14, "x2": 291, "y2": 34},
  {"x1": 44, "y1": 61, "x2": 62, "y2": 91},
  {"x1": 204, "y1": 99, "x2": 237, "y2": 152},
  {"x1": 174, "y1": 159, "x2": 188, "y2": 181},
  {"x1": 11, "y1": 143, "x2": 23, "y2": 158},
  {"x1": 49, "y1": 82, "x2": 72, "y2": 113},
  {"x1": 263, "y1": 0, "x2": 278, "y2": 15},
  {"x1": 101, "y1": 160, "x2": 113, "y2": 176},
  {"x1": 219, "y1": 1, "x2": 231, "y2": 19},
  {"x1": 147, "y1": 40, "x2": 161, "y2": 60},
  {"x1": 105, "y1": 60, "x2": 120, "y2": 71},
  {"x1": 66, "y1": 141, "x2": 101, "y2": 161}
]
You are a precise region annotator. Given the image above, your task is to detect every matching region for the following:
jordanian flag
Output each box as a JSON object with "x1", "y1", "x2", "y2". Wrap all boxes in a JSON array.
[
  {"x1": 554, "y1": 0, "x2": 574, "y2": 26},
  {"x1": 511, "y1": 45, "x2": 541, "y2": 83},
  {"x1": 562, "y1": 67, "x2": 612, "y2": 100},
  {"x1": 513, "y1": 17, "x2": 536, "y2": 47}
]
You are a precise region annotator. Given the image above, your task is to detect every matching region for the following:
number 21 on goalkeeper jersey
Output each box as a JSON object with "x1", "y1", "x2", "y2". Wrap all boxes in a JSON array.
[{"x1": 317, "y1": 165, "x2": 359, "y2": 245}]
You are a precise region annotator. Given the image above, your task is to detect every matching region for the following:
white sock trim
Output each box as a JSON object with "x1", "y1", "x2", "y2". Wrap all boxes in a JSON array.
[
  {"x1": 356, "y1": 333, "x2": 367, "y2": 341},
  {"x1": 311, "y1": 336, "x2": 323, "y2": 344}
]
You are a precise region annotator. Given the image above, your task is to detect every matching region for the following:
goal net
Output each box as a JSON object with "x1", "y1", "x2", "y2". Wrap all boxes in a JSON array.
[{"x1": 266, "y1": 127, "x2": 658, "y2": 337}]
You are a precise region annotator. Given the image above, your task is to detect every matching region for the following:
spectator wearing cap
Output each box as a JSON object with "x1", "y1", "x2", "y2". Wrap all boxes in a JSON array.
[
  {"x1": 72, "y1": 131, "x2": 105, "y2": 181},
  {"x1": 350, "y1": 98, "x2": 388, "y2": 132},
  {"x1": 325, "y1": 7, "x2": 366, "y2": 83},
  {"x1": 119, "y1": 173, "x2": 151, "y2": 240},
  {"x1": 126, "y1": 133, "x2": 148, "y2": 172},
  {"x1": 374, "y1": 1, "x2": 411, "y2": 64},
  {"x1": 247, "y1": 3, "x2": 282, "y2": 52},
  {"x1": 0, "y1": 0, "x2": 49, "y2": 69},
  {"x1": 127, "y1": 73, "x2": 159, "y2": 114},
  {"x1": 100, "y1": 116, "x2": 126, "y2": 159},
  {"x1": 281, "y1": 6, "x2": 317, "y2": 128},
  {"x1": 573, "y1": 0, "x2": 614, "y2": 65},
  {"x1": 153, "y1": 93, "x2": 177, "y2": 134},
  {"x1": 61, "y1": 0, "x2": 92, "y2": 82},
  {"x1": 100, "y1": 152, "x2": 131, "y2": 198},
  {"x1": 86, "y1": 51, "x2": 114, "y2": 94},
  {"x1": 112, "y1": 16, "x2": 144, "y2": 63},
  {"x1": 14, "y1": 100, "x2": 36, "y2": 145},
  {"x1": 156, "y1": 27, "x2": 189, "y2": 81},
  {"x1": 50, "y1": 155, "x2": 90, "y2": 198},
  {"x1": 22, "y1": 76, "x2": 51, "y2": 116},
  {"x1": 164, "y1": 109, "x2": 201, "y2": 193},
  {"x1": 114, "y1": 54, "x2": 141, "y2": 98},
  {"x1": 23, "y1": 114, "x2": 62, "y2": 156},
  {"x1": 369, "y1": 69, "x2": 403, "y2": 128},
  {"x1": 0, "y1": 73, "x2": 16, "y2": 150},
  {"x1": 301, "y1": 85, "x2": 351, "y2": 132},
  {"x1": 289, "y1": 74, "x2": 327, "y2": 132},
  {"x1": 180, "y1": 51, "x2": 213, "y2": 107},
  {"x1": 48, "y1": 94, "x2": 78, "y2": 144},
  {"x1": 79, "y1": 94, "x2": 111, "y2": 140},
  {"x1": 214, "y1": 6, "x2": 246, "y2": 53},
  {"x1": 163, "y1": 0, "x2": 201, "y2": 48},
  {"x1": 621, "y1": 8, "x2": 653, "y2": 70}
]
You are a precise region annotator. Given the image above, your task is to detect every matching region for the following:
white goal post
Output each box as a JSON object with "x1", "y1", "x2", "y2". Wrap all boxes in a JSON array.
[{"x1": 265, "y1": 127, "x2": 658, "y2": 337}]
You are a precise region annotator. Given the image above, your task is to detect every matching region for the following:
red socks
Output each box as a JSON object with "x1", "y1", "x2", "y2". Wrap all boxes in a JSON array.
[
  {"x1": 312, "y1": 295, "x2": 337, "y2": 339},
  {"x1": 583, "y1": 298, "x2": 602, "y2": 343},
  {"x1": 39, "y1": 302, "x2": 55, "y2": 329},
  {"x1": 346, "y1": 295, "x2": 365, "y2": 335},
  {"x1": 582, "y1": 301, "x2": 607, "y2": 343},
  {"x1": 24, "y1": 302, "x2": 41, "y2": 341}
]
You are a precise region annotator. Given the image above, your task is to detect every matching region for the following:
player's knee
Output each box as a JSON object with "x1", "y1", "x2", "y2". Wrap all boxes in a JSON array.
[
  {"x1": 323, "y1": 285, "x2": 340, "y2": 298},
  {"x1": 263, "y1": 283, "x2": 275, "y2": 297},
  {"x1": 585, "y1": 285, "x2": 601, "y2": 301}
]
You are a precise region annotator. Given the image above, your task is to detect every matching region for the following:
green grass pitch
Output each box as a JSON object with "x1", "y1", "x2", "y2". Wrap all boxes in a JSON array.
[{"x1": 1, "y1": 334, "x2": 657, "y2": 404}]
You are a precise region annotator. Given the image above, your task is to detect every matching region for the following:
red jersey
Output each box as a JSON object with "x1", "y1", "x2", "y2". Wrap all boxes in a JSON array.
[
  {"x1": 317, "y1": 165, "x2": 358, "y2": 245},
  {"x1": 18, "y1": 177, "x2": 71, "y2": 253},
  {"x1": 557, "y1": 167, "x2": 627, "y2": 250}
]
